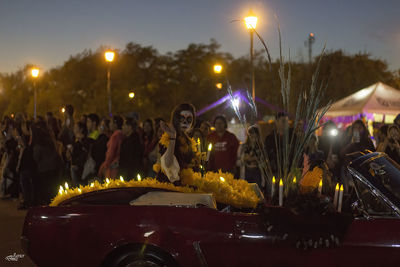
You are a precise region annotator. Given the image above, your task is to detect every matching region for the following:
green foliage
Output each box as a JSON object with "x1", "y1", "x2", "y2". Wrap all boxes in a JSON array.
[{"x1": 0, "y1": 41, "x2": 399, "y2": 120}]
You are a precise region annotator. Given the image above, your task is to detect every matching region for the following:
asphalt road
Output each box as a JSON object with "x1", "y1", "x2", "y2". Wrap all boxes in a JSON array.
[{"x1": 0, "y1": 199, "x2": 36, "y2": 266}]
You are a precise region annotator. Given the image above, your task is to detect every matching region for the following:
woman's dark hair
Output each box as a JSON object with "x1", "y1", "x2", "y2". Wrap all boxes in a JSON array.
[
  {"x1": 47, "y1": 117, "x2": 60, "y2": 138},
  {"x1": 171, "y1": 103, "x2": 196, "y2": 133},
  {"x1": 31, "y1": 124, "x2": 52, "y2": 146},
  {"x1": 352, "y1": 119, "x2": 370, "y2": 140},
  {"x1": 245, "y1": 125, "x2": 260, "y2": 145},
  {"x1": 65, "y1": 104, "x2": 74, "y2": 116},
  {"x1": 102, "y1": 118, "x2": 110, "y2": 129},
  {"x1": 76, "y1": 122, "x2": 88, "y2": 137},
  {"x1": 213, "y1": 115, "x2": 227, "y2": 129},
  {"x1": 143, "y1": 119, "x2": 154, "y2": 138},
  {"x1": 88, "y1": 113, "x2": 100, "y2": 127},
  {"x1": 125, "y1": 117, "x2": 138, "y2": 130},
  {"x1": 112, "y1": 115, "x2": 123, "y2": 130}
]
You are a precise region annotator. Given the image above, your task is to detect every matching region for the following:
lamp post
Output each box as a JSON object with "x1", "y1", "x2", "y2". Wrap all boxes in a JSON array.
[
  {"x1": 31, "y1": 67, "x2": 40, "y2": 119},
  {"x1": 104, "y1": 51, "x2": 115, "y2": 115},
  {"x1": 244, "y1": 12, "x2": 258, "y2": 102}
]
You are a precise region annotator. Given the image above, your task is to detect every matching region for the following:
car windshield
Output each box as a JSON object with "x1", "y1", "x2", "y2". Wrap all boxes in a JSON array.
[{"x1": 351, "y1": 153, "x2": 400, "y2": 211}]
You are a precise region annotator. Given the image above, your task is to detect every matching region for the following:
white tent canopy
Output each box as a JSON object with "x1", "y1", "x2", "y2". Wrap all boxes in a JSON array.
[{"x1": 326, "y1": 82, "x2": 400, "y2": 117}]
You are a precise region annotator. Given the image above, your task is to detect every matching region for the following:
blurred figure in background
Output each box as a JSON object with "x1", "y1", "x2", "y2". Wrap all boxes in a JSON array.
[
  {"x1": 119, "y1": 118, "x2": 143, "y2": 180},
  {"x1": 147, "y1": 121, "x2": 164, "y2": 178},
  {"x1": 142, "y1": 119, "x2": 157, "y2": 176},
  {"x1": 91, "y1": 118, "x2": 110, "y2": 179},
  {"x1": 207, "y1": 115, "x2": 239, "y2": 174},
  {"x1": 87, "y1": 113, "x2": 100, "y2": 140},
  {"x1": 377, "y1": 125, "x2": 400, "y2": 164},
  {"x1": 98, "y1": 115, "x2": 124, "y2": 179},
  {"x1": 238, "y1": 126, "x2": 265, "y2": 189},
  {"x1": 318, "y1": 121, "x2": 341, "y2": 179}
]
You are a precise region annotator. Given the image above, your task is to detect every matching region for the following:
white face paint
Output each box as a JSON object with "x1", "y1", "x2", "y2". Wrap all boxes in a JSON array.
[{"x1": 179, "y1": 110, "x2": 193, "y2": 132}]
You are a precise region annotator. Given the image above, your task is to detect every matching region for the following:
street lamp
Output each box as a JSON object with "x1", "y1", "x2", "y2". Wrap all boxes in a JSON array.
[
  {"x1": 213, "y1": 64, "x2": 223, "y2": 74},
  {"x1": 104, "y1": 51, "x2": 115, "y2": 115},
  {"x1": 31, "y1": 67, "x2": 40, "y2": 119},
  {"x1": 244, "y1": 12, "x2": 258, "y2": 102},
  {"x1": 128, "y1": 92, "x2": 135, "y2": 99}
]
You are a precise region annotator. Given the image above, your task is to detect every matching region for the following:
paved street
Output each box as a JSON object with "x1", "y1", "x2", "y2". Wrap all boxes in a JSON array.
[{"x1": 0, "y1": 199, "x2": 36, "y2": 266}]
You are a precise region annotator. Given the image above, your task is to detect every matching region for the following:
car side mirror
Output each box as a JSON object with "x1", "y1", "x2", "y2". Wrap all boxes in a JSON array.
[{"x1": 351, "y1": 200, "x2": 371, "y2": 220}]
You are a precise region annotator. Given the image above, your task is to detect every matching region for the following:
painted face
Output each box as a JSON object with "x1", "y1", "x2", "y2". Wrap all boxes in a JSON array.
[{"x1": 179, "y1": 110, "x2": 193, "y2": 132}]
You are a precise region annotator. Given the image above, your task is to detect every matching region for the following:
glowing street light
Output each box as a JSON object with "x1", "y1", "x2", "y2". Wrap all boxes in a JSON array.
[
  {"x1": 213, "y1": 64, "x2": 223, "y2": 74},
  {"x1": 104, "y1": 51, "x2": 115, "y2": 62},
  {"x1": 128, "y1": 92, "x2": 135, "y2": 99},
  {"x1": 61, "y1": 107, "x2": 66, "y2": 113},
  {"x1": 31, "y1": 67, "x2": 40, "y2": 119},
  {"x1": 244, "y1": 11, "x2": 258, "y2": 102},
  {"x1": 104, "y1": 50, "x2": 115, "y2": 115}
]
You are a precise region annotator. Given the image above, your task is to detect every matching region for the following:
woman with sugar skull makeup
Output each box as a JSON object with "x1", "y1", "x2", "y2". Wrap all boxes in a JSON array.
[{"x1": 157, "y1": 103, "x2": 199, "y2": 184}]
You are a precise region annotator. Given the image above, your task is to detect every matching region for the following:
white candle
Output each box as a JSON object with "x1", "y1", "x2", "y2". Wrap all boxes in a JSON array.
[
  {"x1": 333, "y1": 183, "x2": 339, "y2": 208},
  {"x1": 279, "y1": 179, "x2": 283, "y2": 206},
  {"x1": 206, "y1": 143, "x2": 212, "y2": 162},
  {"x1": 318, "y1": 179, "x2": 322, "y2": 196},
  {"x1": 338, "y1": 185, "x2": 344, "y2": 212},
  {"x1": 271, "y1": 176, "x2": 276, "y2": 198}
]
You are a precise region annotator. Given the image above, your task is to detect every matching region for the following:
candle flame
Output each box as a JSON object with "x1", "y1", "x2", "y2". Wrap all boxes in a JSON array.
[
  {"x1": 78, "y1": 188, "x2": 82, "y2": 193},
  {"x1": 279, "y1": 179, "x2": 283, "y2": 186},
  {"x1": 120, "y1": 176, "x2": 124, "y2": 182},
  {"x1": 340, "y1": 184, "x2": 344, "y2": 191},
  {"x1": 272, "y1": 176, "x2": 276, "y2": 184},
  {"x1": 208, "y1": 143, "x2": 212, "y2": 151},
  {"x1": 90, "y1": 182, "x2": 94, "y2": 187},
  {"x1": 137, "y1": 174, "x2": 141, "y2": 181},
  {"x1": 220, "y1": 176, "x2": 225, "y2": 182},
  {"x1": 106, "y1": 178, "x2": 110, "y2": 184},
  {"x1": 293, "y1": 177, "x2": 296, "y2": 183},
  {"x1": 65, "y1": 182, "x2": 69, "y2": 190},
  {"x1": 319, "y1": 180, "x2": 322, "y2": 187},
  {"x1": 197, "y1": 138, "x2": 200, "y2": 144},
  {"x1": 335, "y1": 183, "x2": 339, "y2": 190}
]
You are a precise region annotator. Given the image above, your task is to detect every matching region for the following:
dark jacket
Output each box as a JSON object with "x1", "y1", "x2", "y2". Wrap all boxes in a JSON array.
[{"x1": 119, "y1": 132, "x2": 143, "y2": 179}]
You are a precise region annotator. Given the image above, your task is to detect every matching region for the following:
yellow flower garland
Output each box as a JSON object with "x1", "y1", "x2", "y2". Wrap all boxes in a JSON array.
[
  {"x1": 50, "y1": 169, "x2": 261, "y2": 208},
  {"x1": 299, "y1": 166, "x2": 323, "y2": 194}
]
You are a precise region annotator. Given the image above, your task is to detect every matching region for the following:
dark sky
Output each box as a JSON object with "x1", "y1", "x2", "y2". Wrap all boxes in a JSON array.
[{"x1": 1, "y1": 0, "x2": 399, "y2": 73}]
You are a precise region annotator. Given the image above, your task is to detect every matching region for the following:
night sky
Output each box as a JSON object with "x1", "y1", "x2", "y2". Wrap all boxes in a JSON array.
[{"x1": 1, "y1": 0, "x2": 399, "y2": 73}]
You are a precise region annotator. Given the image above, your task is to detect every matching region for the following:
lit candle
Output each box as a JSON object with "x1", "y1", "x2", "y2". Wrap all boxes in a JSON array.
[
  {"x1": 220, "y1": 176, "x2": 225, "y2": 182},
  {"x1": 206, "y1": 143, "x2": 212, "y2": 162},
  {"x1": 137, "y1": 174, "x2": 141, "y2": 181},
  {"x1": 65, "y1": 182, "x2": 69, "y2": 190},
  {"x1": 271, "y1": 176, "x2": 276, "y2": 197},
  {"x1": 318, "y1": 179, "x2": 322, "y2": 196},
  {"x1": 338, "y1": 185, "x2": 344, "y2": 212},
  {"x1": 279, "y1": 179, "x2": 283, "y2": 206},
  {"x1": 293, "y1": 176, "x2": 296, "y2": 183},
  {"x1": 333, "y1": 183, "x2": 339, "y2": 208}
]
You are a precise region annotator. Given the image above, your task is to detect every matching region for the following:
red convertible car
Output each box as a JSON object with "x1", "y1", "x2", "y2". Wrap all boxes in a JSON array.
[{"x1": 21, "y1": 152, "x2": 400, "y2": 267}]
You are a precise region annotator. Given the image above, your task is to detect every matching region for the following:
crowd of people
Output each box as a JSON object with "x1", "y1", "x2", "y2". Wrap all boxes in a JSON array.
[{"x1": 1, "y1": 102, "x2": 399, "y2": 210}]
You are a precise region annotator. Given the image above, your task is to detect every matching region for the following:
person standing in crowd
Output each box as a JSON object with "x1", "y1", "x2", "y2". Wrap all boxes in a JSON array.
[
  {"x1": 377, "y1": 125, "x2": 400, "y2": 164},
  {"x1": 302, "y1": 134, "x2": 325, "y2": 176},
  {"x1": 207, "y1": 115, "x2": 239, "y2": 174},
  {"x1": 0, "y1": 120, "x2": 19, "y2": 199},
  {"x1": 142, "y1": 119, "x2": 157, "y2": 175},
  {"x1": 87, "y1": 113, "x2": 100, "y2": 140},
  {"x1": 98, "y1": 115, "x2": 124, "y2": 179},
  {"x1": 200, "y1": 121, "x2": 211, "y2": 138},
  {"x1": 15, "y1": 120, "x2": 35, "y2": 209},
  {"x1": 58, "y1": 104, "x2": 75, "y2": 147},
  {"x1": 264, "y1": 112, "x2": 295, "y2": 177},
  {"x1": 340, "y1": 120, "x2": 375, "y2": 192},
  {"x1": 318, "y1": 121, "x2": 341, "y2": 178},
  {"x1": 68, "y1": 122, "x2": 93, "y2": 186},
  {"x1": 31, "y1": 124, "x2": 61, "y2": 204},
  {"x1": 119, "y1": 118, "x2": 143, "y2": 180},
  {"x1": 91, "y1": 118, "x2": 111, "y2": 178},
  {"x1": 394, "y1": 114, "x2": 400, "y2": 128},
  {"x1": 147, "y1": 121, "x2": 164, "y2": 177},
  {"x1": 238, "y1": 126, "x2": 265, "y2": 189}
]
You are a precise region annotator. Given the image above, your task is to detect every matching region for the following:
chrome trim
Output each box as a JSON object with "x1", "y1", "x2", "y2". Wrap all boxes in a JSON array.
[
  {"x1": 348, "y1": 166, "x2": 400, "y2": 217},
  {"x1": 193, "y1": 241, "x2": 208, "y2": 267}
]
